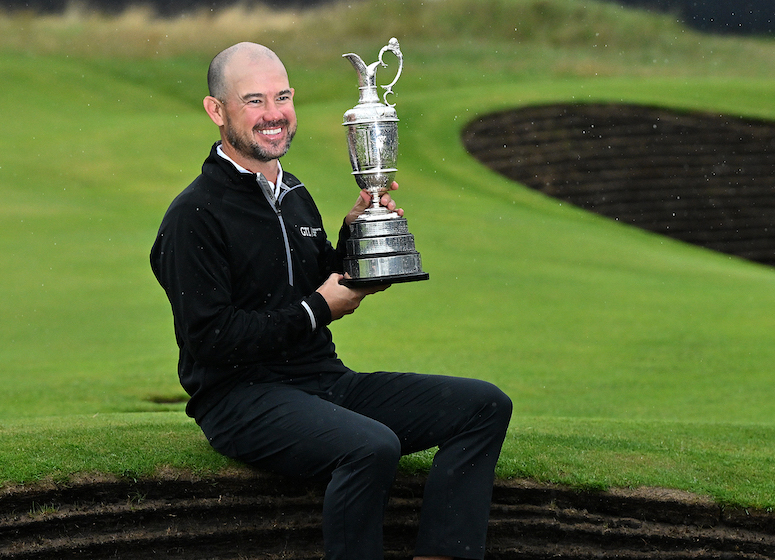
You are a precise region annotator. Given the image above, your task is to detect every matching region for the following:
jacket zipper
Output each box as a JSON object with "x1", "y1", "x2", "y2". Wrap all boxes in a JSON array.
[
  {"x1": 256, "y1": 176, "x2": 296, "y2": 287},
  {"x1": 276, "y1": 207, "x2": 294, "y2": 287}
]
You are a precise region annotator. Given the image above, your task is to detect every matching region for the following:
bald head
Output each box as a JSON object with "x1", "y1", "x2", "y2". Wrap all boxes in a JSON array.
[{"x1": 207, "y1": 42, "x2": 287, "y2": 100}]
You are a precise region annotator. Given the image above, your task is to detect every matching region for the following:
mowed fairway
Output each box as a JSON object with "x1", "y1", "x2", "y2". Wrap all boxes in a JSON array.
[{"x1": 1, "y1": 0, "x2": 774, "y2": 509}]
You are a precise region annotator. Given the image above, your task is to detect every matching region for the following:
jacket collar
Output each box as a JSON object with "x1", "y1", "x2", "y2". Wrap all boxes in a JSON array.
[{"x1": 202, "y1": 142, "x2": 302, "y2": 192}]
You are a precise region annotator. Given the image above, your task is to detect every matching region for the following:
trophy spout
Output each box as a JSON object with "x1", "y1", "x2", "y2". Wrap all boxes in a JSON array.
[
  {"x1": 342, "y1": 53, "x2": 368, "y2": 86},
  {"x1": 343, "y1": 52, "x2": 382, "y2": 105}
]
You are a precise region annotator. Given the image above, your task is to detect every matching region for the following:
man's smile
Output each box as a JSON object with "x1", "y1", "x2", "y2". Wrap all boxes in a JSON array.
[{"x1": 254, "y1": 120, "x2": 289, "y2": 139}]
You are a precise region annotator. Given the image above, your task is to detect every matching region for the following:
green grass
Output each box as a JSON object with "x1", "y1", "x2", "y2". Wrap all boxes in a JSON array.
[
  {"x1": 499, "y1": 418, "x2": 775, "y2": 508},
  {"x1": 1, "y1": 0, "x2": 775, "y2": 509},
  {"x1": 0, "y1": 413, "x2": 229, "y2": 483}
]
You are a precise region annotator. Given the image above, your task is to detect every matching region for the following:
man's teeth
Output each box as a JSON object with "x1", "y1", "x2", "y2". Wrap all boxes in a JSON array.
[{"x1": 259, "y1": 128, "x2": 282, "y2": 135}]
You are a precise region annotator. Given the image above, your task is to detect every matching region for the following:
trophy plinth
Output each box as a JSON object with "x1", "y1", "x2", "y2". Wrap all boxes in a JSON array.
[
  {"x1": 341, "y1": 38, "x2": 429, "y2": 287},
  {"x1": 342, "y1": 217, "x2": 430, "y2": 286}
]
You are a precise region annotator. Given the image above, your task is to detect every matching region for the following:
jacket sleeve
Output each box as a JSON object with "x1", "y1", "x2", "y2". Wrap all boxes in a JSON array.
[
  {"x1": 321, "y1": 219, "x2": 350, "y2": 275},
  {"x1": 150, "y1": 200, "x2": 333, "y2": 367}
]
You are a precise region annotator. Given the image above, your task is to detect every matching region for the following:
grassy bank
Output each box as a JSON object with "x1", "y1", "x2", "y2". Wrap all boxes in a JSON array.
[{"x1": 1, "y1": 0, "x2": 774, "y2": 509}]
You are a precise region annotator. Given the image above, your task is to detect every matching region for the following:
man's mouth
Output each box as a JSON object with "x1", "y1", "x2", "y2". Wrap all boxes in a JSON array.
[{"x1": 255, "y1": 121, "x2": 288, "y2": 137}]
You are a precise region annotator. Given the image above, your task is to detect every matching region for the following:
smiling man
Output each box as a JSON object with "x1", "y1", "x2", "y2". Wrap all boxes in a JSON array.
[{"x1": 150, "y1": 42, "x2": 512, "y2": 560}]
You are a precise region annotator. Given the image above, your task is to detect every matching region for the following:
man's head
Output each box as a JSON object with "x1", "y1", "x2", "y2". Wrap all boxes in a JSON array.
[{"x1": 203, "y1": 42, "x2": 297, "y2": 174}]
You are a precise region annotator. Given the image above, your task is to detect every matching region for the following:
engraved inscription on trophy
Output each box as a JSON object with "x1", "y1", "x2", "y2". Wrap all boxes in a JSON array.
[{"x1": 341, "y1": 38, "x2": 429, "y2": 286}]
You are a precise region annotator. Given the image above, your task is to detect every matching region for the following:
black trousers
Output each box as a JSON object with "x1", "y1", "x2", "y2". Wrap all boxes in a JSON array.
[{"x1": 198, "y1": 370, "x2": 512, "y2": 560}]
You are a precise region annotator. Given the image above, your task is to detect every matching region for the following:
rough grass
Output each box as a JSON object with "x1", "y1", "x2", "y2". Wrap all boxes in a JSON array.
[{"x1": 2, "y1": 0, "x2": 775, "y2": 78}]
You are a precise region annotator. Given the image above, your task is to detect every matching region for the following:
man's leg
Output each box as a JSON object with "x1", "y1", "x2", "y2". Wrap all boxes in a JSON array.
[
  {"x1": 197, "y1": 378, "x2": 402, "y2": 560},
  {"x1": 327, "y1": 372, "x2": 513, "y2": 560}
]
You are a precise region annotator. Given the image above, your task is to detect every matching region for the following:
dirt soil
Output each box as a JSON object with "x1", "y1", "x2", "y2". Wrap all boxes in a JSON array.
[
  {"x1": 1, "y1": 470, "x2": 774, "y2": 559},
  {"x1": 462, "y1": 103, "x2": 775, "y2": 267}
]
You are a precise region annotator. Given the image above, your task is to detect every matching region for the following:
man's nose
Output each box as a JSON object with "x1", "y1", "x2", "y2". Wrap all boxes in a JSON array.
[{"x1": 262, "y1": 101, "x2": 285, "y2": 121}]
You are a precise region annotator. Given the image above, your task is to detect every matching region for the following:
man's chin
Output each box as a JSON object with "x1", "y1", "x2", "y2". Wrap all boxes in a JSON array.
[
  {"x1": 233, "y1": 142, "x2": 288, "y2": 163},
  {"x1": 259, "y1": 147, "x2": 290, "y2": 161},
  {"x1": 253, "y1": 136, "x2": 292, "y2": 159}
]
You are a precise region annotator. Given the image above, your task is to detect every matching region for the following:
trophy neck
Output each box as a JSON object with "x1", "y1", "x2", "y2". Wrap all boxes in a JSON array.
[{"x1": 358, "y1": 85, "x2": 381, "y2": 105}]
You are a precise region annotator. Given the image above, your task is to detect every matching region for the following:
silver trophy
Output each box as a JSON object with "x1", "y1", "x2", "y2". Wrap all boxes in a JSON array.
[{"x1": 341, "y1": 38, "x2": 429, "y2": 286}]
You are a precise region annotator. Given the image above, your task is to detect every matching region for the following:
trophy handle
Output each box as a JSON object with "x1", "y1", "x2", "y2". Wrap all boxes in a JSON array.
[{"x1": 378, "y1": 38, "x2": 403, "y2": 107}]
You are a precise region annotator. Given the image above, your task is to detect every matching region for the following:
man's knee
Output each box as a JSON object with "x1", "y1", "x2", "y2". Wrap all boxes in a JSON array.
[
  {"x1": 469, "y1": 379, "x2": 513, "y2": 434},
  {"x1": 353, "y1": 424, "x2": 402, "y2": 467},
  {"x1": 334, "y1": 423, "x2": 401, "y2": 488},
  {"x1": 488, "y1": 383, "x2": 513, "y2": 423}
]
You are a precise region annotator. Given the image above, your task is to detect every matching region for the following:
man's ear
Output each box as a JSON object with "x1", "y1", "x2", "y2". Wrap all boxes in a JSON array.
[{"x1": 203, "y1": 96, "x2": 225, "y2": 127}]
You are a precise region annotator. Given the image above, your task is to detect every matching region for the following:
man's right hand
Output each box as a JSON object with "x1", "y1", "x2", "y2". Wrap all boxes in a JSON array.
[{"x1": 316, "y1": 273, "x2": 388, "y2": 321}]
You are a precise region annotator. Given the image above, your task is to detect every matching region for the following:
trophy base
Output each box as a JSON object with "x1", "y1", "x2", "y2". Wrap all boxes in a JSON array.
[
  {"x1": 342, "y1": 216, "x2": 429, "y2": 287},
  {"x1": 341, "y1": 271, "x2": 429, "y2": 288}
]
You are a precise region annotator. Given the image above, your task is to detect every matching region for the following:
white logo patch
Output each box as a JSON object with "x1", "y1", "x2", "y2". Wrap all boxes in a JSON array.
[{"x1": 299, "y1": 226, "x2": 323, "y2": 238}]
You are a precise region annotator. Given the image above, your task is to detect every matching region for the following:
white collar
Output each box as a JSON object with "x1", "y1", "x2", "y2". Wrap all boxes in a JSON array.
[{"x1": 216, "y1": 144, "x2": 283, "y2": 195}]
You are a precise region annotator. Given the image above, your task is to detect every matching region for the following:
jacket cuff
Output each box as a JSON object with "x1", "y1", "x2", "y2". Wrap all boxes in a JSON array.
[
  {"x1": 302, "y1": 292, "x2": 333, "y2": 331},
  {"x1": 336, "y1": 219, "x2": 351, "y2": 251}
]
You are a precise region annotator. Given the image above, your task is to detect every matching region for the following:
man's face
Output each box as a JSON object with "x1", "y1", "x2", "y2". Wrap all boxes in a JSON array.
[{"x1": 220, "y1": 59, "x2": 297, "y2": 164}]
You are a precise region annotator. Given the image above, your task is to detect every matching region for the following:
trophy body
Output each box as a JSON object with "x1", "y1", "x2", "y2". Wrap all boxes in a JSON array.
[{"x1": 341, "y1": 38, "x2": 429, "y2": 286}]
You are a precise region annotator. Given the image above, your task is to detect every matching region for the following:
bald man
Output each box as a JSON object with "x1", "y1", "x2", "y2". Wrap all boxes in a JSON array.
[{"x1": 151, "y1": 42, "x2": 512, "y2": 560}]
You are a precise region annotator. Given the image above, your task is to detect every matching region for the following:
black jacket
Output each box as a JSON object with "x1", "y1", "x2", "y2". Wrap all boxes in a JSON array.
[{"x1": 151, "y1": 143, "x2": 350, "y2": 420}]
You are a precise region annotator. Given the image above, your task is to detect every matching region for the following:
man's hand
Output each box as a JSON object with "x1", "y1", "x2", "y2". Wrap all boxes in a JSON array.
[
  {"x1": 316, "y1": 273, "x2": 388, "y2": 321},
  {"x1": 345, "y1": 181, "x2": 404, "y2": 226}
]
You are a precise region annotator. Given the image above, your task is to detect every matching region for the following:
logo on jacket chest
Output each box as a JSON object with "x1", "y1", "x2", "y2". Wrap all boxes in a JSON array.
[{"x1": 299, "y1": 226, "x2": 323, "y2": 238}]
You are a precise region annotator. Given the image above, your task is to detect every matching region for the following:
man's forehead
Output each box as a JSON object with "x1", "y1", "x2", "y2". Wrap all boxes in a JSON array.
[
  {"x1": 231, "y1": 74, "x2": 291, "y2": 98},
  {"x1": 227, "y1": 58, "x2": 289, "y2": 91}
]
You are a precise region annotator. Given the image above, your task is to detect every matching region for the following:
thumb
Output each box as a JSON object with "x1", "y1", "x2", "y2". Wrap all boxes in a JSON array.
[
  {"x1": 355, "y1": 190, "x2": 371, "y2": 208},
  {"x1": 346, "y1": 190, "x2": 373, "y2": 225}
]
